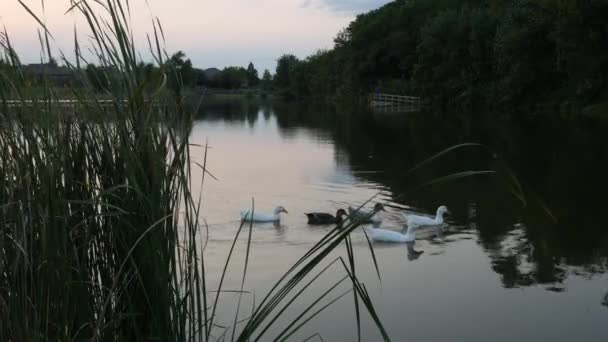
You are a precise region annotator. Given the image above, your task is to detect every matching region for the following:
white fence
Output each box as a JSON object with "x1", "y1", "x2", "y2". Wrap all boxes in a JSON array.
[{"x1": 372, "y1": 93, "x2": 421, "y2": 107}]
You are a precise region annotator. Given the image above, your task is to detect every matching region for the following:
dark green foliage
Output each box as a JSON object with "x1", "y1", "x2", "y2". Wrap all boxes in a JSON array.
[
  {"x1": 193, "y1": 67, "x2": 207, "y2": 86},
  {"x1": 217, "y1": 66, "x2": 248, "y2": 89},
  {"x1": 299, "y1": 50, "x2": 340, "y2": 99},
  {"x1": 550, "y1": 0, "x2": 608, "y2": 102},
  {"x1": 165, "y1": 50, "x2": 196, "y2": 94},
  {"x1": 198, "y1": 66, "x2": 258, "y2": 89},
  {"x1": 48, "y1": 56, "x2": 58, "y2": 67},
  {"x1": 246, "y1": 61, "x2": 259, "y2": 86},
  {"x1": 261, "y1": 68, "x2": 273, "y2": 90},
  {"x1": 280, "y1": 0, "x2": 608, "y2": 109},
  {"x1": 85, "y1": 64, "x2": 109, "y2": 92},
  {"x1": 493, "y1": 1, "x2": 558, "y2": 105},
  {"x1": 414, "y1": 6, "x2": 498, "y2": 108},
  {"x1": 274, "y1": 54, "x2": 300, "y2": 97}
]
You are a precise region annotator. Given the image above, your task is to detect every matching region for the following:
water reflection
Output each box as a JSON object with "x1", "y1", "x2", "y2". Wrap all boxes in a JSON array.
[
  {"x1": 196, "y1": 99, "x2": 608, "y2": 291},
  {"x1": 406, "y1": 242, "x2": 424, "y2": 261}
]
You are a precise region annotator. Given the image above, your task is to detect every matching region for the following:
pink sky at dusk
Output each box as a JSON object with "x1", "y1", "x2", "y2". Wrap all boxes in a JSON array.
[{"x1": 1, "y1": 0, "x2": 390, "y2": 72}]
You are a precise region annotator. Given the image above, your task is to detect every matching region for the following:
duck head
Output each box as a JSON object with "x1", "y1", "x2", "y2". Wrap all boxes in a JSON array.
[
  {"x1": 374, "y1": 203, "x2": 386, "y2": 212},
  {"x1": 437, "y1": 205, "x2": 450, "y2": 217},
  {"x1": 274, "y1": 206, "x2": 289, "y2": 215},
  {"x1": 336, "y1": 209, "x2": 347, "y2": 218}
]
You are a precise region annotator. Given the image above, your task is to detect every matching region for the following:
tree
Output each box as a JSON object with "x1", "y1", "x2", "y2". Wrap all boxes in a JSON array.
[
  {"x1": 48, "y1": 56, "x2": 58, "y2": 67},
  {"x1": 134, "y1": 61, "x2": 164, "y2": 93},
  {"x1": 246, "y1": 62, "x2": 259, "y2": 86},
  {"x1": 136, "y1": 61, "x2": 154, "y2": 81},
  {"x1": 85, "y1": 64, "x2": 109, "y2": 92},
  {"x1": 193, "y1": 68, "x2": 208, "y2": 87},
  {"x1": 334, "y1": 28, "x2": 352, "y2": 49},
  {"x1": 302, "y1": 50, "x2": 337, "y2": 98},
  {"x1": 274, "y1": 54, "x2": 300, "y2": 91},
  {"x1": 165, "y1": 50, "x2": 196, "y2": 94},
  {"x1": 261, "y1": 69, "x2": 272, "y2": 90},
  {"x1": 413, "y1": 6, "x2": 498, "y2": 107},
  {"x1": 218, "y1": 66, "x2": 248, "y2": 89},
  {"x1": 270, "y1": 0, "x2": 608, "y2": 107},
  {"x1": 493, "y1": 1, "x2": 557, "y2": 105}
]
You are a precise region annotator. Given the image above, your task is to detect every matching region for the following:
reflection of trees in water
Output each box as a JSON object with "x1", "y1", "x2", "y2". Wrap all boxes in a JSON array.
[
  {"x1": 196, "y1": 99, "x2": 265, "y2": 124},
  {"x1": 406, "y1": 242, "x2": 424, "y2": 261},
  {"x1": 262, "y1": 106, "x2": 272, "y2": 121},
  {"x1": 486, "y1": 229, "x2": 569, "y2": 287},
  {"x1": 271, "y1": 103, "x2": 608, "y2": 289},
  {"x1": 197, "y1": 101, "x2": 608, "y2": 290}
]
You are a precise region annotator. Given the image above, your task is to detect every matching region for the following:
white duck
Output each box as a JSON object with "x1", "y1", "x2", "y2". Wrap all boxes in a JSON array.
[
  {"x1": 402, "y1": 206, "x2": 449, "y2": 228},
  {"x1": 240, "y1": 206, "x2": 288, "y2": 222},
  {"x1": 348, "y1": 203, "x2": 385, "y2": 224},
  {"x1": 364, "y1": 224, "x2": 419, "y2": 243}
]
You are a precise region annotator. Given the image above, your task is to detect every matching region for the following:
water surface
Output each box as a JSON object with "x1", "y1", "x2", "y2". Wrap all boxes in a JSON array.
[{"x1": 190, "y1": 100, "x2": 608, "y2": 341}]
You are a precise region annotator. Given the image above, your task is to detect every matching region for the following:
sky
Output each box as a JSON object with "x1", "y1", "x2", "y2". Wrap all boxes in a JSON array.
[{"x1": 1, "y1": 0, "x2": 391, "y2": 73}]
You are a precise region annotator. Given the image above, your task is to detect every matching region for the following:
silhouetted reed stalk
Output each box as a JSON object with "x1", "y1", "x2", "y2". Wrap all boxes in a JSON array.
[{"x1": 0, "y1": 1, "x2": 391, "y2": 341}]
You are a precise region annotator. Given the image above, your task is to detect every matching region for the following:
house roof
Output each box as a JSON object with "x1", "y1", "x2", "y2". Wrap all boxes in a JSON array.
[
  {"x1": 25, "y1": 63, "x2": 73, "y2": 76},
  {"x1": 203, "y1": 68, "x2": 221, "y2": 80}
]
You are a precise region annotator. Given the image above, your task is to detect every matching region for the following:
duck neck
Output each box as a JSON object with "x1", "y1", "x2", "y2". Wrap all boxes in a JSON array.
[
  {"x1": 405, "y1": 225, "x2": 417, "y2": 237},
  {"x1": 335, "y1": 211, "x2": 344, "y2": 224},
  {"x1": 434, "y1": 211, "x2": 444, "y2": 224}
]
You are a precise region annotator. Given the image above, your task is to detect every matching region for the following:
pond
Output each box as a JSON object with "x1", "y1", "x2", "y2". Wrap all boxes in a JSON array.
[{"x1": 189, "y1": 99, "x2": 608, "y2": 341}]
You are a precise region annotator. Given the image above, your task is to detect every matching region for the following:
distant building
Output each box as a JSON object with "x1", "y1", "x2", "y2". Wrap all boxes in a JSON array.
[
  {"x1": 24, "y1": 63, "x2": 80, "y2": 86},
  {"x1": 203, "y1": 68, "x2": 221, "y2": 81}
]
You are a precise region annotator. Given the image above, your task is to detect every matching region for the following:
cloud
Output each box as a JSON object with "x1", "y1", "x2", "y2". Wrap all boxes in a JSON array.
[
  {"x1": 301, "y1": 0, "x2": 392, "y2": 14},
  {"x1": 299, "y1": 0, "x2": 315, "y2": 8}
]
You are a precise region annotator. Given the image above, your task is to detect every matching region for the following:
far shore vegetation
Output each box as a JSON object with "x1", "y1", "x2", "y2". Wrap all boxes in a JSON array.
[
  {"x1": 273, "y1": 0, "x2": 608, "y2": 114},
  {"x1": 1, "y1": 52, "x2": 275, "y2": 101},
  {"x1": 6, "y1": 0, "x2": 607, "y2": 117}
]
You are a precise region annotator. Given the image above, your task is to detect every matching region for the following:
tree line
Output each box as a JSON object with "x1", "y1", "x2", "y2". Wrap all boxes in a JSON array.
[
  {"x1": 2, "y1": 49, "x2": 274, "y2": 95},
  {"x1": 84, "y1": 52, "x2": 273, "y2": 93},
  {"x1": 273, "y1": 0, "x2": 608, "y2": 110}
]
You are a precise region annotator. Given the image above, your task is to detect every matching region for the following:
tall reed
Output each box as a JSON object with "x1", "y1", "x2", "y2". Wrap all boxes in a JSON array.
[
  {"x1": 0, "y1": 0, "x2": 210, "y2": 339},
  {"x1": 1, "y1": 1, "x2": 391, "y2": 341}
]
